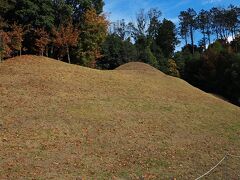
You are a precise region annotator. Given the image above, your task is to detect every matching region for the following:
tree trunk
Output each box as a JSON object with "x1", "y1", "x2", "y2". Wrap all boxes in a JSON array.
[
  {"x1": 203, "y1": 29, "x2": 206, "y2": 50},
  {"x1": 216, "y1": 29, "x2": 219, "y2": 40},
  {"x1": 51, "y1": 45, "x2": 54, "y2": 56},
  {"x1": 20, "y1": 48, "x2": 22, "y2": 56},
  {"x1": 67, "y1": 45, "x2": 71, "y2": 64},
  {"x1": 185, "y1": 35, "x2": 188, "y2": 46},
  {"x1": 220, "y1": 28, "x2": 224, "y2": 40},
  {"x1": 46, "y1": 46, "x2": 48, "y2": 57},
  {"x1": 190, "y1": 26, "x2": 194, "y2": 54},
  {"x1": 231, "y1": 30, "x2": 234, "y2": 40},
  {"x1": 208, "y1": 34, "x2": 211, "y2": 46}
]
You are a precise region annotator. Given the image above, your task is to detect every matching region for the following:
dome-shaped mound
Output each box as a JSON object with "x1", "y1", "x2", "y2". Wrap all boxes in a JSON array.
[
  {"x1": 0, "y1": 55, "x2": 240, "y2": 179},
  {"x1": 116, "y1": 62, "x2": 161, "y2": 73}
]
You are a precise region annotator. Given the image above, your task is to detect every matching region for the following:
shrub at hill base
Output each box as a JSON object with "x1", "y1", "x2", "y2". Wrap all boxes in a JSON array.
[{"x1": 167, "y1": 59, "x2": 180, "y2": 77}]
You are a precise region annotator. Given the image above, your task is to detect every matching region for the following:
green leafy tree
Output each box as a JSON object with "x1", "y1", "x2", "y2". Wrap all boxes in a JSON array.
[
  {"x1": 53, "y1": 0, "x2": 73, "y2": 27},
  {"x1": 147, "y1": 8, "x2": 161, "y2": 39},
  {"x1": 65, "y1": 0, "x2": 104, "y2": 24},
  {"x1": 79, "y1": 8, "x2": 108, "y2": 67},
  {"x1": 231, "y1": 35, "x2": 240, "y2": 53},
  {"x1": 225, "y1": 5, "x2": 239, "y2": 38},
  {"x1": 5, "y1": 0, "x2": 54, "y2": 29},
  {"x1": 98, "y1": 34, "x2": 137, "y2": 69},
  {"x1": 135, "y1": 36, "x2": 158, "y2": 67},
  {"x1": 197, "y1": 10, "x2": 212, "y2": 49},
  {"x1": 0, "y1": 0, "x2": 15, "y2": 17},
  {"x1": 156, "y1": 19, "x2": 179, "y2": 58},
  {"x1": 179, "y1": 8, "x2": 197, "y2": 54}
]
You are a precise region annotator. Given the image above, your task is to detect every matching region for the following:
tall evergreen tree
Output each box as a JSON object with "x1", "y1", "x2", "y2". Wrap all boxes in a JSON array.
[
  {"x1": 179, "y1": 8, "x2": 197, "y2": 54},
  {"x1": 197, "y1": 10, "x2": 211, "y2": 49},
  {"x1": 179, "y1": 20, "x2": 189, "y2": 46}
]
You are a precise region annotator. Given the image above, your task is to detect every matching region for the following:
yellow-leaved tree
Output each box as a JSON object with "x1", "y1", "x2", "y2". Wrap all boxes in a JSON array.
[
  {"x1": 167, "y1": 59, "x2": 180, "y2": 77},
  {"x1": 80, "y1": 9, "x2": 108, "y2": 67}
]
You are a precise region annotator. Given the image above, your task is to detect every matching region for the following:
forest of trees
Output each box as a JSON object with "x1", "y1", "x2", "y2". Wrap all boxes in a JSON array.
[
  {"x1": 98, "y1": 5, "x2": 240, "y2": 105},
  {"x1": 176, "y1": 6, "x2": 240, "y2": 105},
  {"x1": 98, "y1": 8, "x2": 179, "y2": 75},
  {"x1": 0, "y1": 1, "x2": 240, "y2": 105},
  {"x1": 0, "y1": 0, "x2": 108, "y2": 66}
]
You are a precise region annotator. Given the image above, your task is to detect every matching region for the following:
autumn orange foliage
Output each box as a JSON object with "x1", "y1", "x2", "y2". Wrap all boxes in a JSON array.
[
  {"x1": 35, "y1": 28, "x2": 50, "y2": 56},
  {"x1": 9, "y1": 23, "x2": 24, "y2": 56},
  {"x1": 52, "y1": 22, "x2": 79, "y2": 63},
  {"x1": 0, "y1": 31, "x2": 11, "y2": 62},
  {"x1": 81, "y1": 8, "x2": 108, "y2": 67}
]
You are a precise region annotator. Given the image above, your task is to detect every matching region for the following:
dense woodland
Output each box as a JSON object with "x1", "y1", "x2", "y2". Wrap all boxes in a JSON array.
[
  {"x1": 0, "y1": 0, "x2": 108, "y2": 66},
  {"x1": 0, "y1": 1, "x2": 240, "y2": 105}
]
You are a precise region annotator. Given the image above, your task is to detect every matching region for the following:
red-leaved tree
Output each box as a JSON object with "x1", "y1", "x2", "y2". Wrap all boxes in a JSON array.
[
  {"x1": 9, "y1": 23, "x2": 24, "y2": 56},
  {"x1": 0, "y1": 19, "x2": 11, "y2": 62},
  {"x1": 34, "y1": 28, "x2": 50, "y2": 56},
  {"x1": 52, "y1": 22, "x2": 79, "y2": 63}
]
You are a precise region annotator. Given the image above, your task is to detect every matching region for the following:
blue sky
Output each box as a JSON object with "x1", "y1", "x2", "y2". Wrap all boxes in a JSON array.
[
  {"x1": 104, "y1": 0, "x2": 239, "y2": 49},
  {"x1": 104, "y1": 0, "x2": 239, "y2": 23}
]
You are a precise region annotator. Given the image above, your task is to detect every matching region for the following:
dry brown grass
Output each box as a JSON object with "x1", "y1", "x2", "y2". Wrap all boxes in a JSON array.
[{"x1": 0, "y1": 55, "x2": 240, "y2": 179}]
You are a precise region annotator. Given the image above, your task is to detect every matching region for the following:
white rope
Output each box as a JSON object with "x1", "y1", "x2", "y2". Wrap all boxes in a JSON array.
[
  {"x1": 194, "y1": 153, "x2": 240, "y2": 180},
  {"x1": 195, "y1": 156, "x2": 227, "y2": 180}
]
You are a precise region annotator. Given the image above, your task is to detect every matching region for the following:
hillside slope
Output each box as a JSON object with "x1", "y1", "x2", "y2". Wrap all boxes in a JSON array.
[{"x1": 0, "y1": 55, "x2": 239, "y2": 179}]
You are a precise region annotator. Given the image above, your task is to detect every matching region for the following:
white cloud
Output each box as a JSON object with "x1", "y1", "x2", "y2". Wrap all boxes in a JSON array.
[{"x1": 202, "y1": 0, "x2": 222, "y2": 5}]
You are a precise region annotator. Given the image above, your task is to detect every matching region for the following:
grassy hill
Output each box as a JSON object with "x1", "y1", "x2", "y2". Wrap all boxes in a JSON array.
[{"x1": 0, "y1": 55, "x2": 239, "y2": 179}]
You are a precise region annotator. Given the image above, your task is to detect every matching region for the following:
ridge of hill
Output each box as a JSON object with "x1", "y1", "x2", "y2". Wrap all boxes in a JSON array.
[
  {"x1": 0, "y1": 55, "x2": 239, "y2": 179},
  {"x1": 116, "y1": 62, "x2": 162, "y2": 73}
]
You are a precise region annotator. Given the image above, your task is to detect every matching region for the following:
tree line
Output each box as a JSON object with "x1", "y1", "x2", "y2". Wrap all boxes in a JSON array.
[
  {"x1": 179, "y1": 5, "x2": 240, "y2": 53},
  {"x1": 176, "y1": 5, "x2": 240, "y2": 105},
  {"x1": 0, "y1": 0, "x2": 108, "y2": 66},
  {"x1": 97, "y1": 8, "x2": 179, "y2": 76},
  {"x1": 98, "y1": 5, "x2": 240, "y2": 105}
]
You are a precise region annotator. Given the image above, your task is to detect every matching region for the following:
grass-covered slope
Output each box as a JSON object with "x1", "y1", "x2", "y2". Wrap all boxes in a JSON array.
[{"x1": 0, "y1": 55, "x2": 239, "y2": 179}]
